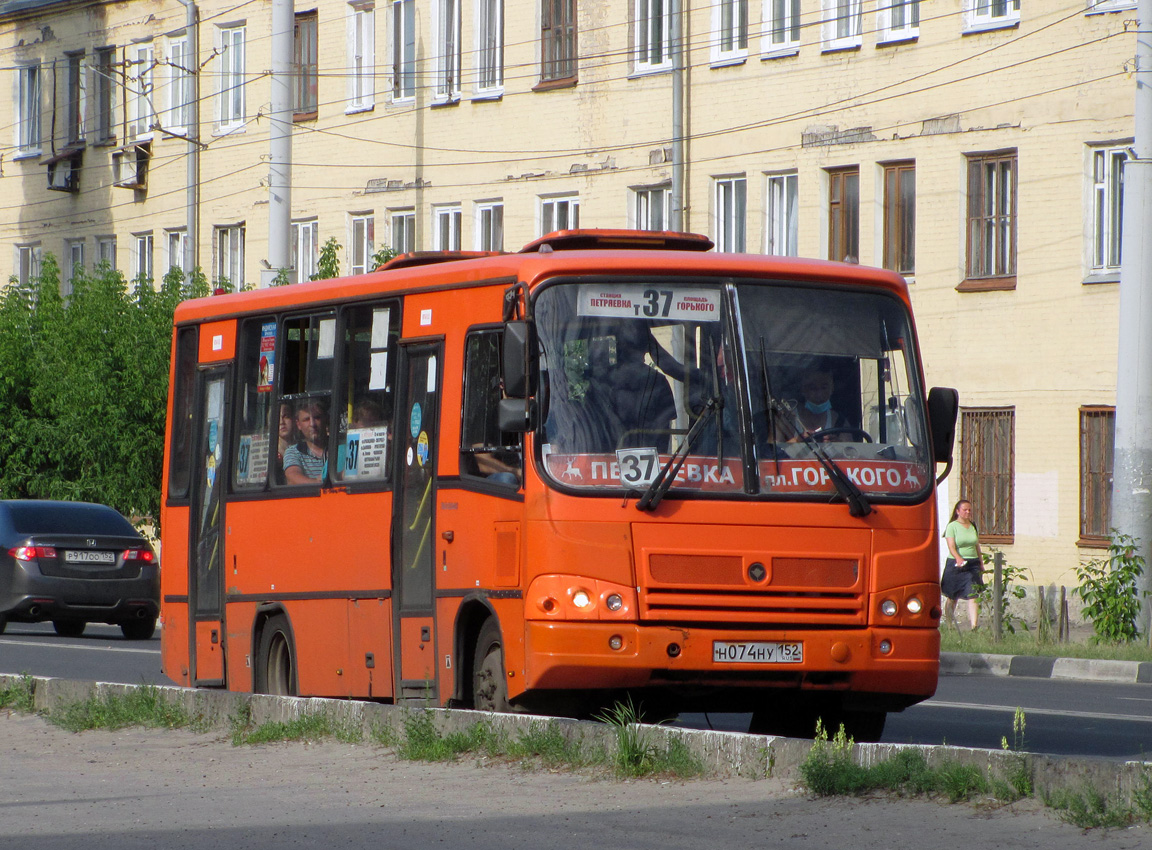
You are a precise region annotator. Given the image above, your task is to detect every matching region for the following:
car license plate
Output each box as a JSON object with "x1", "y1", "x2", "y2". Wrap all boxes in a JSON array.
[
  {"x1": 63, "y1": 550, "x2": 115, "y2": 564},
  {"x1": 713, "y1": 641, "x2": 803, "y2": 664}
]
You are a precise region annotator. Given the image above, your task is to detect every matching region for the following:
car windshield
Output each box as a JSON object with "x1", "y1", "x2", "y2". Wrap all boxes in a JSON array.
[
  {"x1": 534, "y1": 279, "x2": 931, "y2": 502},
  {"x1": 3, "y1": 502, "x2": 139, "y2": 536}
]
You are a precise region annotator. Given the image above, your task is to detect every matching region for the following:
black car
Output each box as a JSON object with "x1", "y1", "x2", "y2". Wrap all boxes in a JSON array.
[{"x1": 0, "y1": 500, "x2": 159, "y2": 640}]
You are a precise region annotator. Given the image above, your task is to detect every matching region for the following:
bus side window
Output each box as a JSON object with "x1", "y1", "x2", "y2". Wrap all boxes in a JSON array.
[
  {"x1": 460, "y1": 329, "x2": 522, "y2": 487},
  {"x1": 167, "y1": 326, "x2": 198, "y2": 501},
  {"x1": 278, "y1": 313, "x2": 336, "y2": 486},
  {"x1": 232, "y1": 318, "x2": 277, "y2": 490},
  {"x1": 334, "y1": 303, "x2": 398, "y2": 483}
]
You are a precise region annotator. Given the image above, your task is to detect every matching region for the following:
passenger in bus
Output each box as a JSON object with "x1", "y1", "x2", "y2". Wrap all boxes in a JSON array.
[
  {"x1": 275, "y1": 401, "x2": 295, "y2": 485},
  {"x1": 586, "y1": 325, "x2": 677, "y2": 451},
  {"x1": 283, "y1": 400, "x2": 329, "y2": 484}
]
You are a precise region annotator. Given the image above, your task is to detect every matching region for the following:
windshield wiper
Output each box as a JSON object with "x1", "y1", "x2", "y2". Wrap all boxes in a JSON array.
[
  {"x1": 636, "y1": 395, "x2": 722, "y2": 511},
  {"x1": 768, "y1": 396, "x2": 873, "y2": 519}
]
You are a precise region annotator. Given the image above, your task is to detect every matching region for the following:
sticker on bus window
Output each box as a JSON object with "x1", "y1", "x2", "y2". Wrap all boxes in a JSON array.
[
  {"x1": 616, "y1": 448, "x2": 660, "y2": 487},
  {"x1": 369, "y1": 351, "x2": 388, "y2": 390},
  {"x1": 318, "y1": 318, "x2": 336, "y2": 359},
  {"x1": 344, "y1": 426, "x2": 388, "y2": 478},
  {"x1": 576, "y1": 285, "x2": 721, "y2": 321},
  {"x1": 371, "y1": 308, "x2": 390, "y2": 348},
  {"x1": 258, "y1": 322, "x2": 276, "y2": 392},
  {"x1": 410, "y1": 403, "x2": 422, "y2": 438},
  {"x1": 417, "y1": 431, "x2": 430, "y2": 466}
]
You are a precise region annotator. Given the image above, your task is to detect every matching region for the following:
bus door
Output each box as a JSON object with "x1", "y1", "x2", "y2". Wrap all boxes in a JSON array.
[
  {"x1": 392, "y1": 342, "x2": 442, "y2": 701},
  {"x1": 189, "y1": 367, "x2": 228, "y2": 686}
]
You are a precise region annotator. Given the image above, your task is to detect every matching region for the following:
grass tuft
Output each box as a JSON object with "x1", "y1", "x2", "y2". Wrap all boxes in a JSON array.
[
  {"x1": 49, "y1": 685, "x2": 198, "y2": 733},
  {"x1": 598, "y1": 697, "x2": 705, "y2": 779},
  {"x1": 0, "y1": 674, "x2": 36, "y2": 713},
  {"x1": 1046, "y1": 785, "x2": 1138, "y2": 829}
]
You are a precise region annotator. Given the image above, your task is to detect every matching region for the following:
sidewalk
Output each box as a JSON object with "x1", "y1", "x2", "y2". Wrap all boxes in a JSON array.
[{"x1": 941, "y1": 651, "x2": 1152, "y2": 684}]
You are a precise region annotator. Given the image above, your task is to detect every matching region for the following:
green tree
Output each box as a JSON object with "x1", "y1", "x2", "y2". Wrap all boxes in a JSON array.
[{"x1": 312, "y1": 237, "x2": 341, "y2": 280}]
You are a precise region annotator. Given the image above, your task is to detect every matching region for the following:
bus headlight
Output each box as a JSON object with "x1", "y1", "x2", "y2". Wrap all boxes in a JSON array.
[
  {"x1": 881, "y1": 599, "x2": 898, "y2": 617},
  {"x1": 605, "y1": 593, "x2": 623, "y2": 611},
  {"x1": 524, "y1": 575, "x2": 637, "y2": 621},
  {"x1": 906, "y1": 597, "x2": 923, "y2": 614},
  {"x1": 571, "y1": 590, "x2": 591, "y2": 609}
]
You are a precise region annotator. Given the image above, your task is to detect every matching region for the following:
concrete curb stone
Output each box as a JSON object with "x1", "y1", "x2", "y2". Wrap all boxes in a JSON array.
[{"x1": 942, "y1": 652, "x2": 1152, "y2": 684}]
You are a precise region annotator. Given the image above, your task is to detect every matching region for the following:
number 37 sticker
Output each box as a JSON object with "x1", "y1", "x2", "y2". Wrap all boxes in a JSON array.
[{"x1": 616, "y1": 447, "x2": 661, "y2": 487}]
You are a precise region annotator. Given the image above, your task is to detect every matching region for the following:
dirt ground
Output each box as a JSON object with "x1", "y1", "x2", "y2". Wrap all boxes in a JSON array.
[{"x1": 1, "y1": 712, "x2": 1148, "y2": 850}]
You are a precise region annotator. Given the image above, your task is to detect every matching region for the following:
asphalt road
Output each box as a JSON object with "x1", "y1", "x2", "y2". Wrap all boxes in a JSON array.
[{"x1": 3, "y1": 622, "x2": 1152, "y2": 760}]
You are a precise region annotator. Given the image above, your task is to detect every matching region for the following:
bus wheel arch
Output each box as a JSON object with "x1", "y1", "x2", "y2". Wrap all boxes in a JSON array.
[
  {"x1": 253, "y1": 606, "x2": 298, "y2": 696},
  {"x1": 453, "y1": 598, "x2": 497, "y2": 708},
  {"x1": 472, "y1": 614, "x2": 512, "y2": 713}
]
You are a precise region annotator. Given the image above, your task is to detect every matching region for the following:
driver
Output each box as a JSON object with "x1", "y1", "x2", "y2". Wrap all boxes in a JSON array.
[{"x1": 783, "y1": 367, "x2": 846, "y2": 442}]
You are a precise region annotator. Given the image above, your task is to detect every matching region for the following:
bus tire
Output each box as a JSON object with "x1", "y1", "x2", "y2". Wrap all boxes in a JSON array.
[
  {"x1": 256, "y1": 615, "x2": 297, "y2": 696},
  {"x1": 472, "y1": 618, "x2": 511, "y2": 712},
  {"x1": 52, "y1": 619, "x2": 86, "y2": 638},
  {"x1": 119, "y1": 618, "x2": 156, "y2": 641}
]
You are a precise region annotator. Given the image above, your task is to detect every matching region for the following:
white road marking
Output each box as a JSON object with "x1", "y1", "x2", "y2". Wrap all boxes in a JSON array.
[
  {"x1": 925, "y1": 699, "x2": 1152, "y2": 724},
  {"x1": 0, "y1": 638, "x2": 158, "y2": 655}
]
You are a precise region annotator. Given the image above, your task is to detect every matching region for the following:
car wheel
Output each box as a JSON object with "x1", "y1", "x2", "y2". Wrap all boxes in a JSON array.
[
  {"x1": 256, "y1": 615, "x2": 297, "y2": 696},
  {"x1": 52, "y1": 619, "x2": 86, "y2": 638},
  {"x1": 120, "y1": 618, "x2": 156, "y2": 641},
  {"x1": 472, "y1": 617, "x2": 512, "y2": 712},
  {"x1": 0, "y1": 616, "x2": 7, "y2": 635}
]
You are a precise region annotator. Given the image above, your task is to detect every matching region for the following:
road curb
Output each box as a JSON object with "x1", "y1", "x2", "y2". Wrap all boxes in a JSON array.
[
  {"x1": 3, "y1": 673, "x2": 1150, "y2": 805},
  {"x1": 942, "y1": 652, "x2": 1152, "y2": 684}
]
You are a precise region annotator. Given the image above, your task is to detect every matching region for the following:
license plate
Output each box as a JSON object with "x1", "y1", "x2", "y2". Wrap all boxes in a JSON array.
[
  {"x1": 713, "y1": 641, "x2": 803, "y2": 664},
  {"x1": 63, "y1": 550, "x2": 115, "y2": 564}
]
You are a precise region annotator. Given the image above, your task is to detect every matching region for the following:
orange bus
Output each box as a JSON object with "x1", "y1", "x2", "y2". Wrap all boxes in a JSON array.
[{"x1": 159, "y1": 230, "x2": 957, "y2": 741}]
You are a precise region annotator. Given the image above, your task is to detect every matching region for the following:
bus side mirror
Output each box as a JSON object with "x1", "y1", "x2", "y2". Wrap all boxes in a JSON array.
[
  {"x1": 927, "y1": 386, "x2": 959, "y2": 465},
  {"x1": 497, "y1": 397, "x2": 537, "y2": 433},
  {"x1": 502, "y1": 320, "x2": 536, "y2": 399}
]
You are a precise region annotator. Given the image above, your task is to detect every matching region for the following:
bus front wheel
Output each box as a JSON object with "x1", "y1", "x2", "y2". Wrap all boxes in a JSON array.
[
  {"x1": 472, "y1": 618, "x2": 511, "y2": 712},
  {"x1": 256, "y1": 615, "x2": 297, "y2": 696}
]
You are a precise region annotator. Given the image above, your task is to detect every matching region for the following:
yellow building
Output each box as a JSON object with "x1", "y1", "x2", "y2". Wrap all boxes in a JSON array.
[{"x1": 0, "y1": 0, "x2": 1135, "y2": 589}]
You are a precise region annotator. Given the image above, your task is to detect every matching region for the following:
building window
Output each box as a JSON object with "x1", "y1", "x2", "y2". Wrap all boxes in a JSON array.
[
  {"x1": 391, "y1": 209, "x2": 416, "y2": 253},
  {"x1": 16, "y1": 244, "x2": 43, "y2": 286},
  {"x1": 714, "y1": 176, "x2": 746, "y2": 252},
  {"x1": 350, "y1": 213, "x2": 375, "y2": 274},
  {"x1": 392, "y1": 0, "x2": 416, "y2": 100},
  {"x1": 964, "y1": 150, "x2": 1016, "y2": 287},
  {"x1": 434, "y1": 0, "x2": 461, "y2": 101},
  {"x1": 433, "y1": 205, "x2": 463, "y2": 251},
  {"x1": 292, "y1": 219, "x2": 320, "y2": 282},
  {"x1": 714, "y1": 0, "x2": 748, "y2": 61},
  {"x1": 66, "y1": 52, "x2": 86, "y2": 144},
  {"x1": 476, "y1": 202, "x2": 504, "y2": 251},
  {"x1": 1091, "y1": 146, "x2": 1128, "y2": 277},
  {"x1": 97, "y1": 236, "x2": 117, "y2": 269},
  {"x1": 348, "y1": 2, "x2": 375, "y2": 111},
  {"x1": 633, "y1": 185, "x2": 670, "y2": 231},
  {"x1": 15, "y1": 63, "x2": 41, "y2": 155},
  {"x1": 168, "y1": 35, "x2": 193, "y2": 134},
  {"x1": 128, "y1": 43, "x2": 155, "y2": 140},
  {"x1": 965, "y1": 0, "x2": 1020, "y2": 31},
  {"x1": 879, "y1": 0, "x2": 919, "y2": 41},
  {"x1": 218, "y1": 25, "x2": 246, "y2": 130},
  {"x1": 294, "y1": 11, "x2": 319, "y2": 118},
  {"x1": 94, "y1": 47, "x2": 116, "y2": 144},
  {"x1": 766, "y1": 172, "x2": 797, "y2": 256},
  {"x1": 166, "y1": 228, "x2": 188, "y2": 274},
  {"x1": 882, "y1": 161, "x2": 915, "y2": 275},
  {"x1": 540, "y1": 195, "x2": 580, "y2": 234},
  {"x1": 635, "y1": 0, "x2": 671, "y2": 71},
  {"x1": 960, "y1": 407, "x2": 1015, "y2": 541},
  {"x1": 133, "y1": 232, "x2": 154, "y2": 286},
  {"x1": 64, "y1": 239, "x2": 85, "y2": 295},
  {"x1": 828, "y1": 167, "x2": 859, "y2": 262},
  {"x1": 1080, "y1": 406, "x2": 1114, "y2": 544},
  {"x1": 476, "y1": 0, "x2": 504, "y2": 93},
  {"x1": 541, "y1": 0, "x2": 577, "y2": 83},
  {"x1": 823, "y1": 0, "x2": 862, "y2": 50},
  {"x1": 1089, "y1": 0, "x2": 1135, "y2": 10},
  {"x1": 763, "y1": 0, "x2": 800, "y2": 53},
  {"x1": 215, "y1": 224, "x2": 245, "y2": 287}
]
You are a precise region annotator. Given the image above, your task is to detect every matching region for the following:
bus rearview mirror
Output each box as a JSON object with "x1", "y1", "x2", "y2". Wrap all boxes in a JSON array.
[
  {"x1": 497, "y1": 397, "x2": 536, "y2": 433},
  {"x1": 502, "y1": 320, "x2": 536, "y2": 398},
  {"x1": 927, "y1": 386, "x2": 959, "y2": 465}
]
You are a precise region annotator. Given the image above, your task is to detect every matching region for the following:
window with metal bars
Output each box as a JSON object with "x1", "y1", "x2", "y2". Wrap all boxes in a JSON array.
[
  {"x1": 960, "y1": 407, "x2": 1014, "y2": 540},
  {"x1": 963, "y1": 150, "x2": 1016, "y2": 290},
  {"x1": 1080, "y1": 406, "x2": 1114, "y2": 545},
  {"x1": 540, "y1": 0, "x2": 577, "y2": 83}
]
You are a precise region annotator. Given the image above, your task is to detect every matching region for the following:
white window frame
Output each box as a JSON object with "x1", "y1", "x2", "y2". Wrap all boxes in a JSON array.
[
  {"x1": 1091, "y1": 145, "x2": 1129, "y2": 277},
  {"x1": 878, "y1": 0, "x2": 919, "y2": 42},
  {"x1": 128, "y1": 42, "x2": 155, "y2": 140},
  {"x1": 822, "y1": 0, "x2": 862, "y2": 51},
  {"x1": 66, "y1": 52, "x2": 87, "y2": 144},
  {"x1": 475, "y1": 201, "x2": 504, "y2": 251},
  {"x1": 93, "y1": 47, "x2": 116, "y2": 145},
  {"x1": 712, "y1": 0, "x2": 748, "y2": 64},
  {"x1": 97, "y1": 236, "x2": 117, "y2": 269},
  {"x1": 391, "y1": 209, "x2": 416, "y2": 253},
  {"x1": 215, "y1": 224, "x2": 245, "y2": 287},
  {"x1": 217, "y1": 25, "x2": 247, "y2": 132},
  {"x1": 347, "y1": 2, "x2": 376, "y2": 112},
  {"x1": 762, "y1": 0, "x2": 800, "y2": 56},
  {"x1": 433, "y1": 0, "x2": 462, "y2": 102},
  {"x1": 766, "y1": 171, "x2": 798, "y2": 256},
  {"x1": 1088, "y1": 0, "x2": 1135, "y2": 11},
  {"x1": 167, "y1": 33, "x2": 193, "y2": 134},
  {"x1": 433, "y1": 205, "x2": 463, "y2": 251},
  {"x1": 16, "y1": 244, "x2": 42, "y2": 286},
  {"x1": 540, "y1": 195, "x2": 580, "y2": 235},
  {"x1": 291, "y1": 219, "x2": 320, "y2": 282},
  {"x1": 349, "y1": 213, "x2": 375, "y2": 274},
  {"x1": 133, "y1": 232, "x2": 154, "y2": 285},
  {"x1": 632, "y1": 185, "x2": 670, "y2": 231},
  {"x1": 714, "y1": 176, "x2": 747, "y2": 253},
  {"x1": 475, "y1": 0, "x2": 504, "y2": 95},
  {"x1": 166, "y1": 228, "x2": 188, "y2": 275},
  {"x1": 15, "y1": 63, "x2": 42, "y2": 156},
  {"x1": 964, "y1": 0, "x2": 1020, "y2": 32},
  {"x1": 64, "y1": 239, "x2": 86, "y2": 294},
  {"x1": 392, "y1": 0, "x2": 416, "y2": 101},
  {"x1": 635, "y1": 0, "x2": 672, "y2": 73}
]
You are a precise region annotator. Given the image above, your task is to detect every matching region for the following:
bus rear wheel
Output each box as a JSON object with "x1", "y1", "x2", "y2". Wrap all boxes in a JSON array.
[
  {"x1": 472, "y1": 618, "x2": 511, "y2": 712},
  {"x1": 256, "y1": 615, "x2": 297, "y2": 696}
]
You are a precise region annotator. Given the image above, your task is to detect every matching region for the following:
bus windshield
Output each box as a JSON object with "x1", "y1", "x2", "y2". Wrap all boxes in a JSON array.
[{"x1": 535, "y1": 279, "x2": 931, "y2": 502}]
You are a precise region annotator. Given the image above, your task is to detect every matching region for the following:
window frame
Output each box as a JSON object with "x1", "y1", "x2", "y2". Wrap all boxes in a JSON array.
[
  {"x1": 959, "y1": 407, "x2": 1015, "y2": 542},
  {"x1": 291, "y1": 219, "x2": 320, "y2": 282},
  {"x1": 475, "y1": 0, "x2": 505, "y2": 95},
  {"x1": 964, "y1": 0, "x2": 1020, "y2": 33},
  {"x1": 392, "y1": 0, "x2": 416, "y2": 101},
  {"x1": 167, "y1": 34, "x2": 193, "y2": 134},
  {"x1": 882, "y1": 160, "x2": 915, "y2": 276},
  {"x1": 822, "y1": 0, "x2": 862, "y2": 52},
  {"x1": 433, "y1": 0, "x2": 462, "y2": 102},
  {"x1": 765, "y1": 171, "x2": 798, "y2": 256},
  {"x1": 133, "y1": 232, "x2": 154, "y2": 286},
  {"x1": 962, "y1": 149, "x2": 1017, "y2": 290},
  {"x1": 540, "y1": 0, "x2": 578, "y2": 84},
  {"x1": 66, "y1": 51, "x2": 86, "y2": 144},
  {"x1": 433, "y1": 205, "x2": 463, "y2": 251},
  {"x1": 93, "y1": 47, "x2": 116, "y2": 145},
  {"x1": 215, "y1": 223, "x2": 246, "y2": 287},
  {"x1": 713, "y1": 0, "x2": 749, "y2": 64},
  {"x1": 166, "y1": 228, "x2": 188, "y2": 276},
  {"x1": 539, "y1": 195, "x2": 580, "y2": 235},
  {"x1": 347, "y1": 2, "x2": 376, "y2": 112},
  {"x1": 15, "y1": 62, "x2": 42, "y2": 156},
  {"x1": 349, "y1": 213, "x2": 376, "y2": 275},
  {"x1": 16, "y1": 244, "x2": 42, "y2": 286},
  {"x1": 633, "y1": 184, "x2": 671, "y2": 231},
  {"x1": 714, "y1": 175, "x2": 747, "y2": 253},
  {"x1": 1079, "y1": 405, "x2": 1115, "y2": 546},
  {"x1": 1090, "y1": 145, "x2": 1128, "y2": 279},
  {"x1": 475, "y1": 201, "x2": 504, "y2": 251},
  {"x1": 97, "y1": 236, "x2": 117, "y2": 269},
  {"x1": 64, "y1": 238, "x2": 85, "y2": 295},
  {"x1": 827, "y1": 166, "x2": 859, "y2": 263},
  {"x1": 293, "y1": 10, "x2": 319, "y2": 119},
  {"x1": 635, "y1": 0, "x2": 672, "y2": 73},
  {"x1": 217, "y1": 24, "x2": 247, "y2": 132},
  {"x1": 391, "y1": 209, "x2": 416, "y2": 253},
  {"x1": 128, "y1": 42, "x2": 156, "y2": 141},
  {"x1": 878, "y1": 0, "x2": 919, "y2": 43},
  {"x1": 762, "y1": 0, "x2": 800, "y2": 56}
]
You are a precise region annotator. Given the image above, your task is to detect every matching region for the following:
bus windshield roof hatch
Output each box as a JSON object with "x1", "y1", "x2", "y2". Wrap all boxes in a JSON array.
[{"x1": 519, "y1": 229, "x2": 714, "y2": 254}]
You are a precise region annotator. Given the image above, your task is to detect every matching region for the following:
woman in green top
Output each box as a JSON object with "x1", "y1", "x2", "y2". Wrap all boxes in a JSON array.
[{"x1": 941, "y1": 499, "x2": 984, "y2": 630}]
